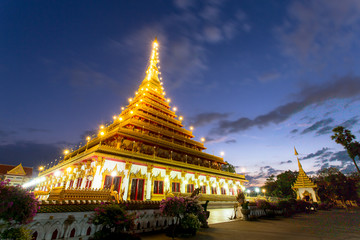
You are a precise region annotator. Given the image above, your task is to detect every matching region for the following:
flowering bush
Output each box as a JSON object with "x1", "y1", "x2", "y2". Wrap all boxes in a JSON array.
[
  {"x1": 161, "y1": 196, "x2": 207, "y2": 237},
  {"x1": 0, "y1": 180, "x2": 39, "y2": 225},
  {"x1": 89, "y1": 204, "x2": 138, "y2": 240},
  {"x1": 159, "y1": 196, "x2": 186, "y2": 218},
  {"x1": 256, "y1": 199, "x2": 270, "y2": 210},
  {"x1": 90, "y1": 204, "x2": 136, "y2": 230}
]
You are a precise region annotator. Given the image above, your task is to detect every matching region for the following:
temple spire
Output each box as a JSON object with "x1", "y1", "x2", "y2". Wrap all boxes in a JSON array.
[
  {"x1": 294, "y1": 146, "x2": 303, "y2": 171},
  {"x1": 145, "y1": 38, "x2": 161, "y2": 83}
]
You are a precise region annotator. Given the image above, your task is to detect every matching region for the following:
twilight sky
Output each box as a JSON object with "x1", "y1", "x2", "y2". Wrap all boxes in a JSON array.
[{"x1": 1, "y1": 0, "x2": 360, "y2": 186}]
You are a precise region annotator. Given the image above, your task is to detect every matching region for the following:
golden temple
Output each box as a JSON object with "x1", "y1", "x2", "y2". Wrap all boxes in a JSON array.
[
  {"x1": 34, "y1": 38, "x2": 246, "y2": 202},
  {"x1": 292, "y1": 147, "x2": 318, "y2": 202}
]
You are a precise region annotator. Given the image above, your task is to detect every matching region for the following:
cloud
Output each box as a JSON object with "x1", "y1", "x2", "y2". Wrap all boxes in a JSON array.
[
  {"x1": 190, "y1": 112, "x2": 230, "y2": 127},
  {"x1": 340, "y1": 116, "x2": 359, "y2": 129},
  {"x1": 225, "y1": 139, "x2": 236, "y2": 144},
  {"x1": 173, "y1": 0, "x2": 194, "y2": 10},
  {"x1": 316, "y1": 126, "x2": 333, "y2": 136},
  {"x1": 275, "y1": 0, "x2": 360, "y2": 61},
  {"x1": 112, "y1": 1, "x2": 252, "y2": 89},
  {"x1": 290, "y1": 129, "x2": 298, "y2": 134},
  {"x1": 301, "y1": 147, "x2": 330, "y2": 160},
  {"x1": 280, "y1": 160, "x2": 292, "y2": 165},
  {"x1": 0, "y1": 141, "x2": 63, "y2": 167},
  {"x1": 258, "y1": 72, "x2": 280, "y2": 82},
  {"x1": 245, "y1": 165, "x2": 283, "y2": 186},
  {"x1": 301, "y1": 118, "x2": 334, "y2": 134},
  {"x1": 211, "y1": 75, "x2": 360, "y2": 135}
]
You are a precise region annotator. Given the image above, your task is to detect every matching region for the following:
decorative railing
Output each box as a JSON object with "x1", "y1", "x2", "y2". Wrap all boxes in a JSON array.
[{"x1": 47, "y1": 187, "x2": 119, "y2": 202}]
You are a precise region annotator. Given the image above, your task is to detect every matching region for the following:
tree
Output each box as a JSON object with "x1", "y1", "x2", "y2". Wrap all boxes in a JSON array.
[
  {"x1": 331, "y1": 126, "x2": 360, "y2": 174},
  {"x1": 221, "y1": 161, "x2": 236, "y2": 173},
  {"x1": 262, "y1": 171, "x2": 298, "y2": 198},
  {"x1": 314, "y1": 167, "x2": 358, "y2": 204}
]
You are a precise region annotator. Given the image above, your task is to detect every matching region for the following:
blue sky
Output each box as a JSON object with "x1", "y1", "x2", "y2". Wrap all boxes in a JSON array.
[{"x1": 1, "y1": 0, "x2": 360, "y2": 185}]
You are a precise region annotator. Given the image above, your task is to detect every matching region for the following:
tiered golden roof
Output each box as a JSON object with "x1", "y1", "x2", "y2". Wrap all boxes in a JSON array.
[{"x1": 292, "y1": 147, "x2": 317, "y2": 189}]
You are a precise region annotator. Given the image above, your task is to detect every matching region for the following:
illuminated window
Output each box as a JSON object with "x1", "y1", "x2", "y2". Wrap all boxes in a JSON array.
[
  {"x1": 130, "y1": 178, "x2": 145, "y2": 201},
  {"x1": 186, "y1": 184, "x2": 194, "y2": 193},
  {"x1": 221, "y1": 187, "x2": 226, "y2": 195},
  {"x1": 76, "y1": 178, "x2": 82, "y2": 188},
  {"x1": 201, "y1": 185, "x2": 206, "y2": 194},
  {"x1": 172, "y1": 182, "x2": 180, "y2": 192},
  {"x1": 103, "y1": 176, "x2": 122, "y2": 192},
  {"x1": 229, "y1": 188, "x2": 235, "y2": 196},
  {"x1": 211, "y1": 186, "x2": 217, "y2": 194},
  {"x1": 85, "y1": 180, "x2": 92, "y2": 189},
  {"x1": 153, "y1": 180, "x2": 164, "y2": 194},
  {"x1": 68, "y1": 180, "x2": 74, "y2": 188}
]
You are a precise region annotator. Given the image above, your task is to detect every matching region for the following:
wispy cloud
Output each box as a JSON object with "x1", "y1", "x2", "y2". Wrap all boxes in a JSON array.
[
  {"x1": 275, "y1": 0, "x2": 360, "y2": 62},
  {"x1": 301, "y1": 118, "x2": 334, "y2": 135},
  {"x1": 210, "y1": 75, "x2": 360, "y2": 135},
  {"x1": 280, "y1": 160, "x2": 292, "y2": 165},
  {"x1": 110, "y1": 1, "x2": 251, "y2": 90},
  {"x1": 301, "y1": 147, "x2": 330, "y2": 160},
  {"x1": 190, "y1": 112, "x2": 230, "y2": 127}
]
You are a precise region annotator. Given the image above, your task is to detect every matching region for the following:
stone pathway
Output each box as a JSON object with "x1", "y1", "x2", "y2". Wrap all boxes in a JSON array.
[{"x1": 140, "y1": 209, "x2": 360, "y2": 240}]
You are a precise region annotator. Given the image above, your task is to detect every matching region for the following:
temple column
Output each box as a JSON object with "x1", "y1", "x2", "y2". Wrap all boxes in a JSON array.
[
  {"x1": 92, "y1": 157, "x2": 105, "y2": 189},
  {"x1": 122, "y1": 161, "x2": 132, "y2": 201},
  {"x1": 165, "y1": 168, "x2": 171, "y2": 194},
  {"x1": 146, "y1": 164, "x2": 153, "y2": 200}
]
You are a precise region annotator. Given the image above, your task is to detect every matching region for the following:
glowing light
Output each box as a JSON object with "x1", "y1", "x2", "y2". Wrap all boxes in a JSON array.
[
  {"x1": 255, "y1": 187, "x2": 260, "y2": 193},
  {"x1": 212, "y1": 183, "x2": 216, "y2": 187},
  {"x1": 241, "y1": 186, "x2": 246, "y2": 191},
  {"x1": 111, "y1": 171, "x2": 117, "y2": 177},
  {"x1": 67, "y1": 167, "x2": 72, "y2": 173},
  {"x1": 167, "y1": 98, "x2": 171, "y2": 103},
  {"x1": 173, "y1": 107, "x2": 177, "y2": 112},
  {"x1": 130, "y1": 111, "x2": 134, "y2": 114},
  {"x1": 113, "y1": 115, "x2": 117, "y2": 120},
  {"x1": 64, "y1": 149, "x2": 69, "y2": 155},
  {"x1": 128, "y1": 98, "x2": 133, "y2": 102},
  {"x1": 86, "y1": 136, "x2": 91, "y2": 141},
  {"x1": 54, "y1": 171, "x2": 61, "y2": 177},
  {"x1": 121, "y1": 107, "x2": 125, "y2": 110},
  {"x1": 136, "y1": 103, "x2": 138, "y2": 106},
  {"x1": 100, "y1": 125, "x2": 104, "y2": 129},
  {"x1": 220, "y1": 151, "x2": 225, "y2": 157},
  {"x1": 100, "y1": 131, "x2": 104, "y2": 136},
  {"x1": 200, "y1": 182, "x2": 203, "y2": 186},
  {"x1": 179, "y1": 116, "x2": 183, "y2": 121},
  {"x1": 190, "y1": 126, "x2": 194, "y2": 131},
  {"x1": 262, "y1": 189, "x2": 266, "y2": 193},
  {"x1": 246, "y1": 189, "x2": 251, "y2": 194},
  {"x1": 119, "y1": 117, "x2": 123, "y2": 121},
  {"x1": 38, "y1": 166, "x2": 44, "y2": 171},
  {"x1": 200, "y1": 137, "x2": 205, "y2": 143}
]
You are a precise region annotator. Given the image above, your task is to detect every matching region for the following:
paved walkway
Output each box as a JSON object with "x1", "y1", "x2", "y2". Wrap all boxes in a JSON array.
[{"x1": 141, "y1": 209, "x2": 360, "y2": 240}]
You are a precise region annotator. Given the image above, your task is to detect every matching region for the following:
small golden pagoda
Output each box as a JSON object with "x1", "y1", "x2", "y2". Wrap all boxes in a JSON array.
[
  {"x1": 34, "y1": 38, "x2": 246, "y2": 202},
  {"x1": 292, "y1": 147, "x2": 318, "y2": 202}
]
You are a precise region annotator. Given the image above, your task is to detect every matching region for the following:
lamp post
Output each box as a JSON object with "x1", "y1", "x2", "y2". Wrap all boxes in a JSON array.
[{"x1": 262, "y1": 189, "x2": 266, "y2": 197}]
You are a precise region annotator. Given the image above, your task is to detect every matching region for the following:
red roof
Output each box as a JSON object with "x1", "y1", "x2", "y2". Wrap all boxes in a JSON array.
[{"x1": 0, "y1": 164, "x2": 33, "y2": 178}]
